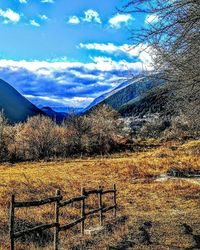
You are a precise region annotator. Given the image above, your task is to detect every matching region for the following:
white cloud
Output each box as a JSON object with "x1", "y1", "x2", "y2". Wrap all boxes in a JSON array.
[
  {"x1": 80, "y1": 43, "x2": 121, "y2": 54},
  {"x1": 67, "y1": 9, "x2": 101, "y2": 26},
  {"x1": 108, "y1": 14, "x2": 133, "y2": 29},
  {"x1": 68, "y1": 16, "x2": 80, "y2": 24},
  {"x1": 30, "y1": 20, "x2": 40, "y2": 27},
  {"x1": 145, "y1": 14, "x2": 159, "y2": 24},
  {"x1": 19, "y1": 0, "x2": 27, "y2": 3},
  {"x1": 79, "y1": 42, "x2": 154, "y2": 69},
  {"x1": 0, "y1": 9, "x2": 20, "y2": 23},
  {"x1": 0, "y1": 58, "x2": 146, "y2": 73},
  {"x1": 41, "y1": 0, "x2": 54, "y2": 3},
  {"x1": 39, "y1": 15, "x2": 48, "y2": 20},
  {"x1": 82, "y1": 9, "x2": 101, "y2": 24},
  {"x1": 90, "y1": 56, "x2": 145, "y2": 72},
  {"x1": 0, "y1": 57, "x2": 152, "y2": 109},
  {"x1": 24, "y1": 95, "x2": 93, "y2": 108}
]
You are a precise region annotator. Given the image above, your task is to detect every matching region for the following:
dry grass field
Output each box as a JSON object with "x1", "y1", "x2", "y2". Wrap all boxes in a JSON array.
[{"x1": 0, "y1": 140, "x2": 200, "y2": 249}]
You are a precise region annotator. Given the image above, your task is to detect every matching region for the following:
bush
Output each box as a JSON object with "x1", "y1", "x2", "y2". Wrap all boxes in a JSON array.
[
  {"x1": 63, "y1": 114, "x2": 92, "y2": 155},
  {"x1": 14, "y1": 116, "x2": 60, "y2": 160},
  {"x1": 0, "y1": 112, "x2": 8, "y2": 161},
  {"x1": 138, "y1": 117, "x2": 170, "y2": 139},
  {"x1": 87, "y1": 105, "x2": 126, "y2": 154},
  {"x1": 162, "y1": 115, "x2": 195, "y2": 141},
  {"x1": 0, "y1": 105, "x2": 128, "y2": 162}
]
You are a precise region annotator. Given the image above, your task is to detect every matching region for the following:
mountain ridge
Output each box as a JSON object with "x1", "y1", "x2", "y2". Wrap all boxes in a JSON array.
[
  {"x1": 0, "y1": 79, "x2": 43, "y2": 123},
  {"x1": 84, "y1": 75, "x2": 165, "y2": 115}
]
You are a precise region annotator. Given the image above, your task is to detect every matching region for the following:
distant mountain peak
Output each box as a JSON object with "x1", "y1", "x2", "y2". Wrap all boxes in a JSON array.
[
  {"x1": 41, "y1": 106, "x2": 67, "y2": 123},
  {"x1": 41, "y1": 106, "x2": 54, "y2": 111}
]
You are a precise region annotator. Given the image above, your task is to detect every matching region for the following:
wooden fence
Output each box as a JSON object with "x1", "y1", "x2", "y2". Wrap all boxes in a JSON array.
[{"x1": 9, "y1": 184, "x2": 117, "y2": 250}]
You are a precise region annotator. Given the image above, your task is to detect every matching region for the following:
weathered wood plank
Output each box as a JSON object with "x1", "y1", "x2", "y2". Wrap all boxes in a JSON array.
[
  {"x1": 9, "y1": 195, "x2": 15, "y2": 250},
  {"x1": 14, "y1": 196, "x2": 62, "y2": 208},
  {"x1": 85, "y1": 207, "x2": 102, "y2": 216},
  {"x1": 102, "y1": 205, "x2": 116, "y2": 213},
  {"x1": 54, "y1": 190, "x2": 60, "y2": 250},
  {"x1": 59, "y1": 217, "x2": 85, "y2": 231},
  {"x1": 59, "y1": 195, "x2": 86, "y2": 207},
  {"x1": 84, "y1": 189, "x2": 103, "y2": 195},
  {"x1": 81, "y1": 187, "x2": 85, "y2": 235},
  {"x1": 102, "y1": 189, "x2": 115, "y2": 195},
  {"x1": 98, "y1": 185, "x2": 103, "y2": 226},
  {"x1": 14, "y1": 223, "x2": 58, "y2": 239},
  {"x1": 113, "y1": 184, "x2": 117, "y2": 217}
]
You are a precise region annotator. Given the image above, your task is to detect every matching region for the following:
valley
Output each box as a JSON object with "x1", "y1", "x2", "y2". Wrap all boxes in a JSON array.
[
  {"x1": 0, "y1": 140, "x2": 199, "y2": 249},
  {"x1": 0, "y1": 0, "x2": 199, "y2": 249}
]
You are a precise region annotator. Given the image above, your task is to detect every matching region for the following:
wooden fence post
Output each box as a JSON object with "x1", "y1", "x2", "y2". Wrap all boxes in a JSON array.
[
  {"x1": 9, "y1": 194, "x2": 15, "y2": 250},
  {"x1": 81, "y1": 187, "x2": 85, "y2": 236},
  {"x1": 113, "y1": 184, "x2": 117, "y2": 218},
  {"x1": 8, "y1": 185, "x2": 117, "y2": 250},
  {"x1": 98, "y1": 186, "x2": 103, "y2": 226},
  {"x1": 54, "y1": 190, "x2": 60, "y2": 250}
]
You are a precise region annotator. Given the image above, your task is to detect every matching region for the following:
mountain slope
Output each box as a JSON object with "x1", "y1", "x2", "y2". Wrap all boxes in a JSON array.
[
  {"x1": 0, "y1": 79, "x2": 42, "y2": 123},
  {"x1": 83, "y1": 80, "x2": 131, "y2": 112},
  {"x1": 84, "y1": 76, "x2": 164, "y2": 113},
  {"x1": 119, "y1": 85, "x2": 170, "y2": 117},
  {"x1": 41, "y1": 106, "x2": 67, "y2": 123}
]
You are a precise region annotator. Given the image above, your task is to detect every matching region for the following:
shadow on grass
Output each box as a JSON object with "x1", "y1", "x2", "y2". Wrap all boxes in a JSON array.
[
  {"x1": 182, "y1": 223, "x2": 200, "y2": 250},
  {"x1": 14, "y1": 218, "x2": 54, "y2": 247},
  {"x1": 68, "y1": 215, "x2": 129, "y2": 250},
  {"x1": 0, "y1": 220, "x2": 9, "y2": 236},
  {"x1": 106, "y1": 220, "x2": 153, "y2": 250}
]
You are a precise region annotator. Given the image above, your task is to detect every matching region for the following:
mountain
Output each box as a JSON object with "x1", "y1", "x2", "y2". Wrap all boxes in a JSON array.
[
  {"x1": 84, "y1": 75, "x2": 164, "y2": 114},
  {"x1": 83, "y1": 80, "x2": 131, "y2": 112},
  {"x1": 119, "y1": 85, "x2": 170, "y2": 117},
  {"x1": 0, "y1": 79, "x2": 43, "y2": 123},
  {"x1": 41, "y1": 107, "x2": 67, "y2": 123}
]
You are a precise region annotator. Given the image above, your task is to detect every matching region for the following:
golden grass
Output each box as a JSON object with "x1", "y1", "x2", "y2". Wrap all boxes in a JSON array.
[{"x1": 0, "y1": 140, "x2": 200, "y2": 249}]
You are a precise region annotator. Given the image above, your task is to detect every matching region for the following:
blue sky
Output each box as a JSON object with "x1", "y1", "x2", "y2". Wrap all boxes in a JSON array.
[{"x1": 0, "y1": 0, "x2": 155, "y2": 111}]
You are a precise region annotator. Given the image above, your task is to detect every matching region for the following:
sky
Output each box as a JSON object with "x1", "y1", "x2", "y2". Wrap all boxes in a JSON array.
[{"x1": 0, "y1": 0, "x2": 155, "y2": 111}]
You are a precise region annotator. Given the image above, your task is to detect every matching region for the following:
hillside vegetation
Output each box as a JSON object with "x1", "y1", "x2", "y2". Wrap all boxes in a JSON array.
[
  {"x1": 0, "y1": 140, "x2": 200, "y2": 249},
  {"x1": 86, "y1": 76, "x2": 164, "y2": 114},
  {"x1": 119, "y1": 85, "x2": 169, "y2": 117},
  {"x1": 0, "y1": 105, "x2": 127, "y2": 162}
]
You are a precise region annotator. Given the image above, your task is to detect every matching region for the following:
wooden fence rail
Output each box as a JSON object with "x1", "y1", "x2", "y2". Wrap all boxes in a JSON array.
[{"x1": 9, "y1": 184, "x2": 117, "y2": 250}]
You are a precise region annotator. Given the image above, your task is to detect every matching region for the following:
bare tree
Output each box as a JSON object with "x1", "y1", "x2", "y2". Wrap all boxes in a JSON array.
[
  {"x1": 0, "y1": 111, "x2": 9, "y2": 161},
  {"x1": 17, "y1": 116, "x2": 60, "y2": 159},
  {"x1": 122, "y1": 0, "x2": 200, "y2": 132},
  {"x1": 64, "y1": 114, "x2": 92, "y2": 155},
  {"x1": 88, "y1": 105, "x2": 125, "y2": 154}
]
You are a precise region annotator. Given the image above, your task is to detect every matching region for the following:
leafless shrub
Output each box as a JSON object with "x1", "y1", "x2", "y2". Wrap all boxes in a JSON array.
[
  {"x1": 0, "y1": 111, "x2": 14, "y2": 162},
  {"x1": 14, "y1": 116, "x2": 61, "y2": 160},
  {"x1": 0, "y1": 105, "x2": 128, "y2": 162},
  {"x1": 88, "y1": 104, "x2": 127, "y2": 154},
  {"x1": 137, "y1": 118, "x2": 170, "y2": 139},
  {"x1": 162, "y1": 115, "x2": 198, "y2": 141}
]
